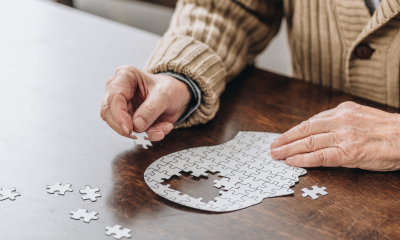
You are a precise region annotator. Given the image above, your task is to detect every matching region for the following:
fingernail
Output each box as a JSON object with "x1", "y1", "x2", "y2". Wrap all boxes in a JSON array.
[
  {"x1": 122, "y1": 124, "x2": 130, "y2": 135},
  {"x1": 152, "y1": 132, "x2": 164, "y2": 141},
  {"x1": 163, "y1": 124, "x2": 173, "y2": 133},
  {"x1": 271, "y1": 147, "x2": 280, "y2": 158},
  {"x1": 286, "y1": 157, "x2": 294, "y2": 165},
  {"x1": 134, "y1": 117, "x2": 146, "y2": 131}
]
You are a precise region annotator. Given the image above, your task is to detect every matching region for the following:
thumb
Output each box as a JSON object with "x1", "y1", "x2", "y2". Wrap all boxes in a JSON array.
[{"x1": 132, "y1": 92, "x2": 167, "y2": 132}]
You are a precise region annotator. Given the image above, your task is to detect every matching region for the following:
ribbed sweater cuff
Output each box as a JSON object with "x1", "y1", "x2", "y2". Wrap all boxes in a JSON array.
[{"x1": 144, "y1": 35, "x2": 227, "y2": 128}]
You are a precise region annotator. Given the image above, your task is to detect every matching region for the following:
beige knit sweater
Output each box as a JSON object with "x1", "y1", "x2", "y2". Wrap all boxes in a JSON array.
[{"x1": 145, "y1": 0, "x2": 400, "y2": 128}]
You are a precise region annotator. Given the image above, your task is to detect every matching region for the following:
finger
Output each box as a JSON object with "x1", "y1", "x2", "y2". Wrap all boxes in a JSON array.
[
  {"x1": 145, "y1": 122, "x2": 174, "y2": 141},
  {"x1": 110, "y1": 93, "x2": 133, "y2": 134},
  {"x1": 132, "y1": 92, "x2": 167, "y2": 132},
  {"x1": 102, "y1": 109, "x2": 133, "y2": 138},
  {"x1": 271, "y1": 132, "x2": 336, "y2": 160},
  {"x1": 285, "y1": 147, "x2": 343, "y2": 167},
  {"x1": 271, "y1": 117, "x2": 337, "y2": 149}
]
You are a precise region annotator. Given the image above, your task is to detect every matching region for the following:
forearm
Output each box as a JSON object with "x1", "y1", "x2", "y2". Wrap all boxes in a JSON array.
[{"x1": 145, "y1": 0, "x2": 284, "y2": 127}]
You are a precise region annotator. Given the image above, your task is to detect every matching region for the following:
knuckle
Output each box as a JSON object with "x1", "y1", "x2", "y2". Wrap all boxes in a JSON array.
[
  {"x1": 336, "y1": 147, "x2": 346, "y2": 160},
  {"x1": 280, "y1": 133, "x2": 290, "y2": 145},
  {"x1": 339, "y1": 101, "x2": 358, "y2": 109},
  {"x1": 314, "y1": 149, "x2": 326, "y2": 164},
  {"x1": 294, "y1": 154, "x2": 304, "y2": 164},
  {"x1": 329, "y1": 131, "x2": 340, "y2": 145},
  {"x1": 303, "y1": 135, "x2": 315, "y2": 150},
  {"x1": 106, "y1": 77, "x2": 113, "y2": 86},
  {"x1": 100, "y1": 108, "x2": 107, "y2": 120},
  {"x1": 339, "y1": 110, "x2": 358, "y2": 123},
  {"x1": 298, "y1": 120, "x2": 311, "y2": 134},
  {"x1": 141, "y1": 103, "x2": 157, "y2": 121},
  {"x1": 116, "y1": 65, "x2": 138, "y2": 78},
  {"x1": 282, "y1": 144, "x2": 291, "y2": 155}
]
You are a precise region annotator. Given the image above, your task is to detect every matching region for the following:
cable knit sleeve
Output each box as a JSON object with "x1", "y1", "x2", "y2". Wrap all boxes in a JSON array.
[{"x1": 144, "y1": 0, "x2": 283, "y2": 128}]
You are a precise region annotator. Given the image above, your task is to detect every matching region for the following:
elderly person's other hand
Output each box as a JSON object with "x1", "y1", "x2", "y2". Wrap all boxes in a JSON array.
[
  {"x1": 270, "y1": 102, "x2": 400, "y2": 171},
  {"x1": 100, "y1": 65, "x2": 191, "y2": 141}
]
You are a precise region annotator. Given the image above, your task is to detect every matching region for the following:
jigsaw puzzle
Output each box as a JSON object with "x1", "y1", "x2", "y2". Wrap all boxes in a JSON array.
[
  {"x1": 70, "y1": 209, "x2": 99, "y2": 223},
  {"x1": 0, "y1": 187, "x2": 21, "y2": 201},
  {"x1": 131, "y1": 131, "x2": 152, "y2": 149},
  {"x1": 79, "y1": 185, "x2": 101, "y2": 202},
  {"x1": 301, "y1": 186, "x2": 327, "y2": 200},
  {"x1": 47, "y1": 182, "x2": 73, "y2": 195},
  {"x1": 105, "y1": 225, "x2": 132, "y2": 239},
  {"x1": 144, "y1": 131, "x2": 307, "y2": 212}
]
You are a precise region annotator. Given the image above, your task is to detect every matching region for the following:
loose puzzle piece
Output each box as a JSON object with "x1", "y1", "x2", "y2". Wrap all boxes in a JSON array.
[
  {"x1": 301, "y1": 185, "x2": 327, "y2": 200},
  {"x1": 79, "y1": 185, "x2": 101, "y2": 202},
  {"x1": 0, "y1": 187, "x2": 21, "y2": 201},
  {"x1": 47, "y1": 182, "x2": 73, "y2": 195},
  {"x1": 70, "y1": 209, "x2": 99, "y2": 223},
  {"x1": 144, "y1": 131, "x2": 307, "y2": 212},
  {"x1": 131, "y1": 131, "x2": 152, "y2": 149},
  {"x1": 105, "y1": 225, "x2": 132, "y2": 239}
]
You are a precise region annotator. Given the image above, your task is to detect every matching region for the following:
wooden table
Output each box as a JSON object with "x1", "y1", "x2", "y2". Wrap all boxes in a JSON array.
[{"x1": 1, "y1": 0, "x2": 399, "y2": 239}]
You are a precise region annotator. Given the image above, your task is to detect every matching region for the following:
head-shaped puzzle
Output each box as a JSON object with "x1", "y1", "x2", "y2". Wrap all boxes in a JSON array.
[{"x1": 144, "y1": 132, "x2": 306, "y2": 212}]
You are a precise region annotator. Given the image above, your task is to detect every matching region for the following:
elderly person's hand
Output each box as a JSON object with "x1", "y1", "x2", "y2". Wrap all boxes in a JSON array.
[
  {"x1": 270, "y1": 101, "x2": 400, "y2": 171},
  {"x1": 100, "y1": 65, "x2": 191, "y2": 141}
]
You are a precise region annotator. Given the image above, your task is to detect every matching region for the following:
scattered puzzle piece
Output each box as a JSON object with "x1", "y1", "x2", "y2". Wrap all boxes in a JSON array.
[
  {"x1": 70, "y1": 209, "x2": 99, "y2": 223},
  {"x1": 79, "y1": 185, "x2": 101, "y2": 202},
  {"x1": 144, "y1": 131, "x2": 307, "y2": 212},
  {"x1": 301, "y1": 185, "x2": 327, "y2": 200},
  {"x1": 47, "y1": 182, "x2": 73, "y2": 195},
  {"x1": 0, "y1": 187, "x2": 21, "y2": 201},
  {"x1": 105, "y1": 225, "x2": 132, "y2": 239},
  {"x1": 131, "y1": 131, "x2": 152, "y2": 149}
]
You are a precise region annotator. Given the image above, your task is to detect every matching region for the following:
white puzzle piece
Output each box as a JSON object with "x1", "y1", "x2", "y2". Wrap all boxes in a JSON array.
[
  {"x1": 70, "y1": 209, "x2": 99, "y2": 223},
  {"x1": 301, "y1": 185, "x2": 327, "y2": 200},
  {"x1": 131, "y1": 131, "x2": 152, "y2": 149},
  {"x1": 46, "y1": 182, "x2": 73, "y2": 195},
  {"x1": 79, "y1": 185, "x2": 101, "y2": 202},
  {"x1": 144, "y1": 131, "x2": 307, "y2": 212},
  {"x1": 0, "y1": 187, "x2": 21, "y2": 201},
  {"x1": 105, "y1": 225, "x2": 132, "y2": 239}
]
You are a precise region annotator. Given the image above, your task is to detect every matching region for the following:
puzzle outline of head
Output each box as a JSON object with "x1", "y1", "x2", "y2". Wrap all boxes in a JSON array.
[{"x1": 144, "y1": 131, "x2": 307, "y2": 212}]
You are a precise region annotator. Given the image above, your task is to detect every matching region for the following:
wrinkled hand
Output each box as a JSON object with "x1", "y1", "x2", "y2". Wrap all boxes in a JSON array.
[
  {"x1": 100, "y1": 65, "x2": 191, "y2": 141},
  {"x1": 270, "y1": 101, "x2": 400, "y2": 171}
]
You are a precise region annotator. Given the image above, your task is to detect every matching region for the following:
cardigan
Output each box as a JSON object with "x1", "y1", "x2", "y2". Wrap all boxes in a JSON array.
[{"x1": 145, "y1": 0, "x2": 400, "y2": 128}]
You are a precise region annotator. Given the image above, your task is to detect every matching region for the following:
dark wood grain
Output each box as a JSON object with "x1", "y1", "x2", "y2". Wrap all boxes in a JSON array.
[{"x1": 108, "y1": 67, "x2": 400, "y2": 239}]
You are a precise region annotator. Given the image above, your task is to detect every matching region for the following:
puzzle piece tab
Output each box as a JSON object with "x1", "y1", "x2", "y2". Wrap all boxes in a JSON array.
[
  {"x1": 0, "y1": 187, "x2": 21, "y2": 201},
  {"x1": 47, "y1": 182, "x2": 73, "y2": 195},
  {"x1": 301, "y1": 185, "x2": 328, "y2": 200},
  {"x1": 105, "y1": 225, "x2": 132, "y2": 239},
  {"x1": 70, "y1": 209, "x2": 99, "y2": 223},
  {"x1": 131, "y1": 131, "x2": 152, "y2": 149},
  {"x1": 79, "y1": 186, "x2": 101, "y2": 202}
]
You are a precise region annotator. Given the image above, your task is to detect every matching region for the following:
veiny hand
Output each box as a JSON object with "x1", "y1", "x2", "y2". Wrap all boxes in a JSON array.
[
  {"x1": 100, "y1": 65, "x2": 192, "y2": 141},
  {"x1": 270, "y1": 101, "x2": 400, "y2": 171}
]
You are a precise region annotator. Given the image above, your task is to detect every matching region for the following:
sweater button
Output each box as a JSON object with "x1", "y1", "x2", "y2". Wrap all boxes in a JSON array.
[{"x1": 355, "y1": 43, "x2": 374, "y2": 59}]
